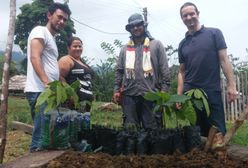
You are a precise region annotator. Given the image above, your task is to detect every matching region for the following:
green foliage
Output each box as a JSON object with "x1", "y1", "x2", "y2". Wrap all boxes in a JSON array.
[
  {"x1": 144, "y1": 92, "x2": 196, "y2": 128},
  {"x1": 92, "y1": 59, "x2": 115, "y2": 102},
  {"x1": 226, "y1": 122, "x2": 248, "y2": 146},
  {"x1": 184, "y1": 89, "x2": 210, "y2": 116},
  {"x1": 35, "y1": 80, "x2": 80, "y2": 113},
  {"x1": 168, "y1": 65, "x2": 179, "y2": 94},
  {"x1": 91, "y1": 102, "x2": 123, "y2": 128},
  {"x1": 165, "y1": 45, "x2": 178, "y2": 57},
  {"x1": 92, "y1": 39, "x2": 124, "y2": 101},
  {"x1": 15, "y1": 0, "x2": 75, "y2": 56},
  {"x1": 101, "y1": 42, "x2": 116, "y2": 55},
  {"x1": 7, "y1": 97, "x2": 32, "y2": 130},
  {"x1": 0, "y1": 56, "x2": 19, "y2": 81},
  {"x1": 101, "y1": 39, "x2": 123, "y2": 57},
  {"x1": 165, "y1": 46, "x2": 179, "y2": 94}
]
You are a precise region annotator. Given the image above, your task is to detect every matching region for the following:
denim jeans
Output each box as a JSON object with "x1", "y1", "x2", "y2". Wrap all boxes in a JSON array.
[{"x1": 26, "y1": 92, "x2": 45, "y2": 151}]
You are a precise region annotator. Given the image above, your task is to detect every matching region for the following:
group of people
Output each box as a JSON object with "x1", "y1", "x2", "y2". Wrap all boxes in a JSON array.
[
  {"x1": 25, "y1": 3, "x2": 93, "y2": 152},
  {"x1": 25, "y1": 2, "x2": 237, "y2": 152}
]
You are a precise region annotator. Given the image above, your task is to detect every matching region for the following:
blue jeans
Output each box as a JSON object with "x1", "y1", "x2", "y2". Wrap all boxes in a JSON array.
[{"x1": 26, "y1": 92, "x2": 46, "y2": 151}]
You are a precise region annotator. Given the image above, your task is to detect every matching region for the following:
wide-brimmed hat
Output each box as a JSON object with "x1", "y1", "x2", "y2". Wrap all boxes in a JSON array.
[{"x1": 125, "y1": 13, "x2": 147, "y2": 31}]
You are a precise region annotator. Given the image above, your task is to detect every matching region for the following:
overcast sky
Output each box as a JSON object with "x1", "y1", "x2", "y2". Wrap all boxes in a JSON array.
[{"x1": 1, "y1": 0, "x2": 248, "y2": 65}]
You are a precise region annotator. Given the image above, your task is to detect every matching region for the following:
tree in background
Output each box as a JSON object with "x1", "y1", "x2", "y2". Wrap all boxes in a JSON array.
[
  {"x1": 92, "y1": 40, "x2": 122, "y2": 101},
  {"x1": 0, "y1": 57, "x2": 19, "y2": 81},
  {"x1": 14, "y1": 0, "x2": 75, "y2": 56},
  {"x1": 165, "y1": 45, "x2": 179, "y2": 94},
  {"x1": 92, "y1": 58, "x2": 116, "y2": 102}
]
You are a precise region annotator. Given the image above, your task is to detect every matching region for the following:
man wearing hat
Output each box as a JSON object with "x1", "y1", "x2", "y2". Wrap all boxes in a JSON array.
[{"x1": 113, "y1": 13, "x2": 170, "y2": 129}]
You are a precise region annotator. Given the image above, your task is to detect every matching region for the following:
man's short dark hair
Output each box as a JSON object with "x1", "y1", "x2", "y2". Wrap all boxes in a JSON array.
[
  {"x1": 48, "y1": 2, "x2": 71, "y2": 16},
  {"x1": 180, "y1": 2, "x2": 199, "y2": 18}
]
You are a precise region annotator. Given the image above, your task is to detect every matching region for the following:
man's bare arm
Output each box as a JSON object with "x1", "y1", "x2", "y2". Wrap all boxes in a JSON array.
[{"x1": 30, "y1": 38, "x2": 49, "y2": 86}]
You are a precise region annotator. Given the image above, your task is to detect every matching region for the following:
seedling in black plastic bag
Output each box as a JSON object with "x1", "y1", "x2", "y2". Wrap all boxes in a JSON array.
[
  {"x1": 35, "y1": 80, "x2": 80, "y2": 113},
  {"x1": 144, "y1": 92, "x2": 196, "y2": 128}
]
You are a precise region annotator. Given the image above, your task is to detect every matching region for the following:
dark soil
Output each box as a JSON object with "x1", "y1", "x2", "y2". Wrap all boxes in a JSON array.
[{"x1": 44, "y1": 149, "x2": 248, "y2": 168}]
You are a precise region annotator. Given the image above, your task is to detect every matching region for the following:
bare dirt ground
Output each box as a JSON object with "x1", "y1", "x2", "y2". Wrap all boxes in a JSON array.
[
  {"x1": 4, "y1": 130, "x2": 31, "y2": 163},
  {"x1": 44, "y1": 149, "x2": 248, "y2": 168},
  {"x1": 4, "y1": 131, "x2": 248, "y2": 168}
]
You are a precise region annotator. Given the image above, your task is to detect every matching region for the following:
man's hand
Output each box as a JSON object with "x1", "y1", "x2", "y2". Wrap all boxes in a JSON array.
[
  {"x1": 227, "y1": 86, "x2": 238, "y2": 103},
  {"x1": 112, "y1": 92, "x2": 121, "y2": 105},
  {"x1": 175, "y1": 102, "x2": 182, "y2": 110},
  {"x1": 43, "y1": 79, "x2": 49, "y2": 88}
]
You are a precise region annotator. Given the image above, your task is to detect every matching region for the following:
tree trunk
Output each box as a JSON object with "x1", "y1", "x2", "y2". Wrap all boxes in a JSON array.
[
  {"x1": 0, "y1": 0, "x2": 16, "y2": 163},
  {"x1": 223, "y1": 106, "x2": 248, "y2": 145}
]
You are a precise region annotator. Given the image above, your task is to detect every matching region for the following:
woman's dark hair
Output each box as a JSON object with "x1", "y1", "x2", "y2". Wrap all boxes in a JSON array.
[
  {"x1": 48, "y1": 2, "x2": 71, "y2": 16},
  {"x1": 67, "y1": 36, "x2": 82, "y2": 47},
  {"x1": 180, "y1": 2, "x2": 199, "y2": 18},
  {"x1": 67, "y1": 36, "x2": 90, "y2": 67}
]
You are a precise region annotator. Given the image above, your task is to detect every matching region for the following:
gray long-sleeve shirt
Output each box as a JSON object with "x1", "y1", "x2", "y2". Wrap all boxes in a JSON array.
[{"x1": 114, "y1": 39, "x2": 170, "y2": 96}]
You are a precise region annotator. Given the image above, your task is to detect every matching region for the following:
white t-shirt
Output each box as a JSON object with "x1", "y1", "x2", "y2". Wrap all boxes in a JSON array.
[{"x1": 25, "y1": 26, "x2": 59, "y2": 92}]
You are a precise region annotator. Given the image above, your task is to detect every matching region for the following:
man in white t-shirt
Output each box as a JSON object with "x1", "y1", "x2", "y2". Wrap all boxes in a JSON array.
[{"x1": 25, "y1": 2, "x2": 71, "y2": 152}]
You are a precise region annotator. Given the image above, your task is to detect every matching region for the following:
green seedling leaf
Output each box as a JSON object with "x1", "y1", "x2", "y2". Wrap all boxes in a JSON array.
[
  {"x1": 70, "y1": 80, "x2": 80, "y2": 90},
  {"x1": 193, "y1": 99, "x2": 204, "y2": 110},
  {"x1": 56, "y1": 82, "x2": 67, "y2": 106},
  {"x1": 35, "y1": 88, "x2": 53, "y2": 113},
  {"x1": 71, "y1": 93, "x2": 80, "y2": 109},
  {"x1": 146, "y1": 90, "x2": 198, "y2": 128},
  {"x1": 44, "y1": 97, "x2": 56, "y2": 113},
  {"x1": 169, "y1": 94, "x2": 190, "y2": 103},
  {"x1": 65, "y1": 85, "x2": 76, "y2": 97},
  {"x1": 193, "y1": 89, "x2": 203, "y2": 99},
  {"x1": 48, "y1": 81, "x2": 60, "y2": 91},
  {"x1": 184, "y1": 88, "x2": 210, "y2": 122},
  {"x1": 157, "y1": 92, "x2": 170, "y2": 102},
  {"x1": 64, "y1": 86, "x2": 79, "y2": 109},
  {"x1": 202, "y1": 97, "x2": 210, "y2": 116},
  {"x1": 165, "y1": 106, "x2": 172, "y2": 118},
  {"x1": 153, "y1": 105, "x2": 161, "y2": 113},
  {"x1": 175, "y1": 109, "x2": 186, "y2": 121},
  {"x1": 200, "y1": 88, "x2": 208, "y2": 98},
  {"x1": 162, "y1": 108, "x2": 171, "y2": 128},
  {"x1": 185, "y1": 89, "x2": 194, "y2": 97},
  {"x1": 36, "y1": 88, "x2": 52, "y2": 106},
  {"x1": 35, "y1": 105, "x2": 40, "y2": 114},
  {"x1": 164, "y1": 101, "x2": 174, "y2": 107},
  {"x1": 35, "y1": 80, "x2": 81, "y2": 113},
  {"x1": 184, "y1": 101, "x2": 196, "y2": 125},
  {"x1": 144, "y1": 92, "x2": 161, "y2": 101}
]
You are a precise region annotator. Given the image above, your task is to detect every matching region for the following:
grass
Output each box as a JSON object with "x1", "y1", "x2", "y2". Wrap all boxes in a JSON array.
[
  {"x1": 91, "y1": 102, "x2": 123, "y2": 128},
  {"x1": 4, "y1": 130, "x2": 31, "y2": 163},
  {"x1": 7, "y1": 97, "x2": 123, "y2": 129},
  {"x1": 226, "y1": 122, "x2": 248, "y2": 146},
  {"x1": 7, "y1": 96, "x2": 32, "y2": 130}
]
